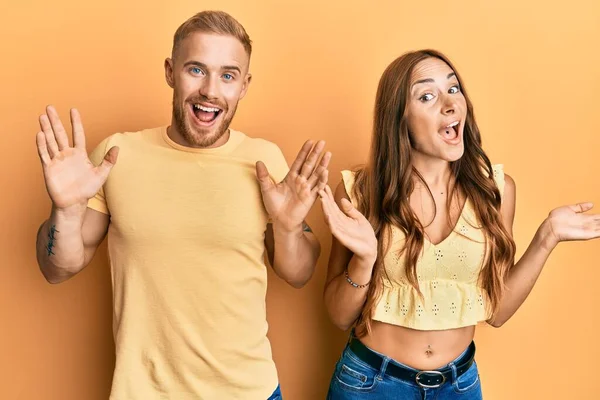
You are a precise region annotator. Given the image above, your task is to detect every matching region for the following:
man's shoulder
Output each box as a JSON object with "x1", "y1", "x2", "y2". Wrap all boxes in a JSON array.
[
  {"x1": 105, "y1": 127, "x2": 162, "y2": 145},
  {"x1": 89, "y1": 127, "x2": 163, "y2": 154},
  {"x1": 231, "y1": 129, "x2": 284, "y2": 159}
]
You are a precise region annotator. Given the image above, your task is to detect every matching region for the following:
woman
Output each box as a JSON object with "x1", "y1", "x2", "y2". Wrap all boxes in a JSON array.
[{"x1": 319, "y1": 49, "x2": 600, "y2": 399}]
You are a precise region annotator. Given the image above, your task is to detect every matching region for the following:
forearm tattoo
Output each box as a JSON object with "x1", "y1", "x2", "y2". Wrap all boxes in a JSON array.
[{"x1": 46, "y1": 225, "x2": 58, "y2": 256}]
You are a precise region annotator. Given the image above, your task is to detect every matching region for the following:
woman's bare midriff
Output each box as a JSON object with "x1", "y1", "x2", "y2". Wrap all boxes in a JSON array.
[{"x1": 360, "y1": 321, "x2": 476, "y2": 370}]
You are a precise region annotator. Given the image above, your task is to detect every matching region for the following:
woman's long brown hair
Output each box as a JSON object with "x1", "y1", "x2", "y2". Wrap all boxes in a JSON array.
[{"x1": 353, "y1": 50, "x2": 516, "y2": 336}]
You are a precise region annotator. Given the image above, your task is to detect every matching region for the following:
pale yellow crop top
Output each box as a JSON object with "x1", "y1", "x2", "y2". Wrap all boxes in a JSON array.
[{"x1": 341, "y1": 164, "x2": 505, "y2": 331}]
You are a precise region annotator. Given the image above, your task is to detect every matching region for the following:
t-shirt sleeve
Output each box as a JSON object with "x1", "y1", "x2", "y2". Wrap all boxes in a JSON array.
[
  {"x1": 340, "y1": 170, "x2": 357, "y2": 208},
  {"x1": 266, "y1": 144, "x2": 289, "y2": 184},
  {"x1": 86, "y1": 136, "x2": 113, "y2": 215},
  {"x1": 264, "y1": 144, "x2": 289, "y2": 223}
]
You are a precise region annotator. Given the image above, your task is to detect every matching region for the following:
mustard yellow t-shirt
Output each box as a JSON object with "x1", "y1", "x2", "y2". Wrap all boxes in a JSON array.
[{"x1": 87, "y1": 127, "x2": 289, "y2": 400}]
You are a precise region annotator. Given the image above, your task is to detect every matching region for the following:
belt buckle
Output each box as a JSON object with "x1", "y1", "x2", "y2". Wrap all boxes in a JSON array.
[{"x1": 415, "y1": 370, "x2": 446, "y2": 388}]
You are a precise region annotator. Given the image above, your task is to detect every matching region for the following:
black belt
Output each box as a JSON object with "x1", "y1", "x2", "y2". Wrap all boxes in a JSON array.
[{"x1": 348, "y1": 337, "x2": 475, "y2": 388}]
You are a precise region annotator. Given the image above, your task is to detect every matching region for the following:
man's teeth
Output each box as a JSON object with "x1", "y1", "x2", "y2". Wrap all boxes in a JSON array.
[{"x1": 193, "y1": 104, "x2": 220, "y2": 113}]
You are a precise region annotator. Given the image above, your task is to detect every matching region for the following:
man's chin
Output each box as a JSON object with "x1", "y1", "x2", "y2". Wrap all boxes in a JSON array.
[{"x1": 184, "y1": 124, "x2": 226, "y2": 148}]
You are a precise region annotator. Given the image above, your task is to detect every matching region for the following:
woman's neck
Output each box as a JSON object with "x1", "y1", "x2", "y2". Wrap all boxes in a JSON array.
[{"x1": 411, "y1": 154, "x2": 453, "y2": 191}]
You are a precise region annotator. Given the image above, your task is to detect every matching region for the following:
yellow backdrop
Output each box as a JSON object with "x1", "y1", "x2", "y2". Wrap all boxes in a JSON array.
[{"x1": 1, "y1": 1, "x2": 598, "y2": 398}]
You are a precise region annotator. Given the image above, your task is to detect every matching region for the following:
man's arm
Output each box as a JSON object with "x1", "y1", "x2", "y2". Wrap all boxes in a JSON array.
[
  {"x1": 34, "y1": 105, "x2": 118, "y2": 283},
  {"x1": 264, "y1": 221, "x2": 320, "y2": 288},
  {"x1": 256, "y1": 139, "x2": 330, "y2": 289},
  {"x1": 36, "y1": 207, "x2": 110, "y2": 284}
]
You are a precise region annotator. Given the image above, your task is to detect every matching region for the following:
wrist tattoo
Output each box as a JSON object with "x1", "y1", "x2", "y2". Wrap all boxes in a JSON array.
[
  {"x1": 46, "y1": 224, "x2": 59, "y2": 256},
  {"x1": 302, "y1": 222, "x2": 312, "y2": 233}
]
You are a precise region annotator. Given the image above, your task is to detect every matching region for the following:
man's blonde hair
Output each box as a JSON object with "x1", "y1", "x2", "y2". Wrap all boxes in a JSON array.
[{"x1": 172, "y1": 11, "x2": 252, "y2": 59}]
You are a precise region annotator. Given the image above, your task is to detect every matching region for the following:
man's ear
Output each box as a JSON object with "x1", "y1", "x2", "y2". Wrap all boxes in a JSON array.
[
  {"x1": 239, "y1": 72, "x2": 252, "y2": 100},
  {"x1": 165, "y1": 57, "x2": 175, "y2": 88}
]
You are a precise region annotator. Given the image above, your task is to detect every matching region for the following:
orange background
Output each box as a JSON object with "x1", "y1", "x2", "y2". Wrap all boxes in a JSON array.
[{"x1": 1, "y1": 1, "x2": 599, "y2": 399}]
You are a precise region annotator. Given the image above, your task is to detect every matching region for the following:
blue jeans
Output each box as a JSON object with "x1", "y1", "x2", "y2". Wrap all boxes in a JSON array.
[
  {"x1": 267, "y1": 384, "x2": 282, "y2": 400},
  {"x1": 327, "y1": 340, "x2": 482, "y2": 400}
]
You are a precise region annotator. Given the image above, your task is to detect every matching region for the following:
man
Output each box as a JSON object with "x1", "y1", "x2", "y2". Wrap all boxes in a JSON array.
[{"x1": 35, "y1": 10, "x2": 329, "y2": 399}]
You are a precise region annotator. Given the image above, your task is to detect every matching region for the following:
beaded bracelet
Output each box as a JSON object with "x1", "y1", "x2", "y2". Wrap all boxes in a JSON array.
[{"x1": 344, "y1": 269, "x2": 370, "y2": 289}]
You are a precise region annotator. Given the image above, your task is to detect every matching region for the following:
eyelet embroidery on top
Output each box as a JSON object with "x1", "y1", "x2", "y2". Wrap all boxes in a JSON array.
[
  {"x1": 391, "y1": 249, "x2": 401, "y2": 265},
  {"x1": 401, "y1": 304, "x2": 408, "y2": 316},
  {"x1": 343, "y1": 168, "x2": 497, "y2": 329},
  {"x1": 435, "y1": 249, "x2": 444, "y2": 261}
]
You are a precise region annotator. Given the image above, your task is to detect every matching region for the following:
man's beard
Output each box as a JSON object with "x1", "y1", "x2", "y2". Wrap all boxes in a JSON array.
[{"x1": 172, "y1": 93, "x2": 237, "y2": 148}]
